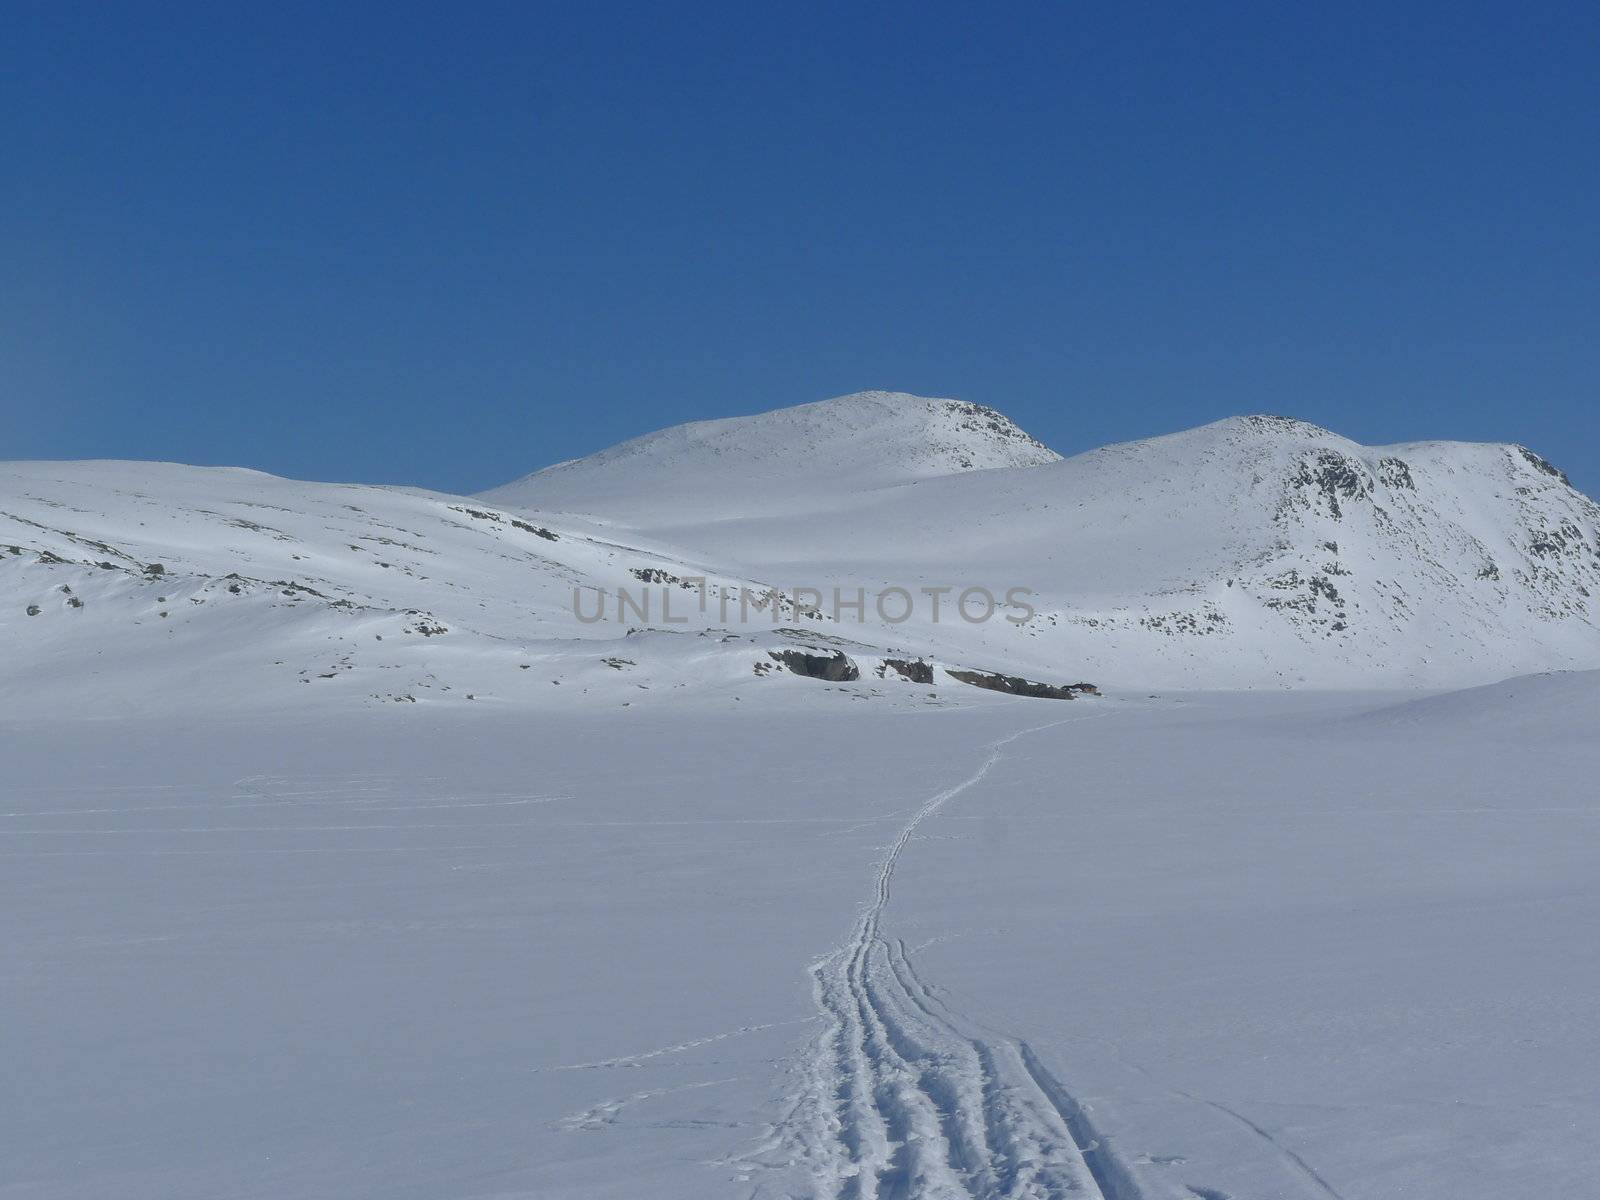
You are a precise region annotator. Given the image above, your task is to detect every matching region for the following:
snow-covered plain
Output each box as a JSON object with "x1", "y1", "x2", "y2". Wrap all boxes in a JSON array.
[
  {"x1": 5, "y1": 393, "x2": 1600, "y2": 1199},
  {"x1": 8, "y1": 683, "x2": 1598, "y2": 1199}
]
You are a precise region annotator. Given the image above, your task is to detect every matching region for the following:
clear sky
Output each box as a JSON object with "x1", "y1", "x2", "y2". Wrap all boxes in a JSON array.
[{"x1": 7, "y1": 2, "x2": 1598, "y2": 495}]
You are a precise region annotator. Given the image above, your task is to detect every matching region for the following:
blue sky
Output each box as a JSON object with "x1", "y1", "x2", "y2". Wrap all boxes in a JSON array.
[{"x1": 6, "y1": 2, "x2": 1598, "y2": 494}]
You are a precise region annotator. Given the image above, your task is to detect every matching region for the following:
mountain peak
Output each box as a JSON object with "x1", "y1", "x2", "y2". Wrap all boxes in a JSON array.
[
  {"x1": 481, "y1": 391, "x2": 1059, "y2": 523},
  {"x1": 1204, "y1": 413, "x2": 1345, "y2": 442}
]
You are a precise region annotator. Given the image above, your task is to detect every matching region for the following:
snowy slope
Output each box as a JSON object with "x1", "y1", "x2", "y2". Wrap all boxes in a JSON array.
[
  {"x1": 0, "y1": 461, "x2": 866, "y2": 716},
  {"x1": 6, "y1": 399, "x2": 1599, "y2": 714},
  {"x1": 488, "y1": 408, "x2": 1600, "y2": 688},
  {"x1": 481, "y1": 391, "x2": 1061, "y2": 523}
]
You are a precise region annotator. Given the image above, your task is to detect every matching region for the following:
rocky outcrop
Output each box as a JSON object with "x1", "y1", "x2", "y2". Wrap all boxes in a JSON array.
[
  {"x1": 879, "y1": 657, "x2": 935, "y2": 683},
  {"x1": 945, "y1": 669, "x2": 1098, "y2": 700},
  {"x1": 769, "y1": 649, "x2": 860, "y2": 681}
]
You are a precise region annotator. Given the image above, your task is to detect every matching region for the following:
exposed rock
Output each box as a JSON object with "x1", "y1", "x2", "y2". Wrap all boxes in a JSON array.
[
  {"x1": 769, "y1": 649, "x2": 860, "y2": 682},
  {"x1": 879, "y1": 657, "x2": 935, "y2": 683},
  {"x1": 1378, "y1": 457, "x2": 1416, "y2": 490},
  {"x1": 945, "y1": 669, "x2": 1097, "y2": 700},
  {"x1": 1291, "y1": 451, "x2": 1373, "y2": 519},
  {"x1": 510, "y1": 518, "x2": 559, "y2": 541},
  {"x1": 272, "y1": 579, "x2": 330, "y2": 599},
  {"x1": 1518, "y1": 446, "x2": 1570, "y2": 485}
]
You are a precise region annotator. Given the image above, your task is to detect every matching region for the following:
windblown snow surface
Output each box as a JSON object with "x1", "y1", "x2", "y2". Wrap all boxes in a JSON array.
[{"x1": 5, "y1": 393, "x2": 1600, "y2": 1199}]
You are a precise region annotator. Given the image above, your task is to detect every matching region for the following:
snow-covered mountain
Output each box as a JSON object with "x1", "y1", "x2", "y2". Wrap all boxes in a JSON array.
[
  {"x1": 5, "y1": 396, "x2": 1599, "y2": 712},
  {"x1": 482, "y1": 391, "x2": 1060, "y2": 524},
  {"x1": 487, "y1": 403, "x2": 1600, "y2": 689}
]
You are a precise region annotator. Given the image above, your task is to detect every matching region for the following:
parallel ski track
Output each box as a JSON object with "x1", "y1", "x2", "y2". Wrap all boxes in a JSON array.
[{"x1": 771, "y1": 712, "x2": 1150, "y2": 1200}]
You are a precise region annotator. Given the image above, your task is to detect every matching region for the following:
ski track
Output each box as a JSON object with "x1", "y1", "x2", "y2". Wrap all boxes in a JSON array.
[
  {"x1": 544, "y1": 1020, "x2": 813, "y2": 1073},
  {"x1": 1181, "y1": 1098, "x2": 1346, "y2": 1200},
  {"x1": 756, "y1": 712, "x2": 1162, "y2": 1200},
  {"x1": 556, "y1": 1077, "x2": 741, "y2": 1132}
]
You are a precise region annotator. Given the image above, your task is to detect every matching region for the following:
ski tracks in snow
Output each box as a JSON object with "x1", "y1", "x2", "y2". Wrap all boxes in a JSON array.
[{"x1": 746, "y1": 712, "x2": 1173, "y2": 1200}]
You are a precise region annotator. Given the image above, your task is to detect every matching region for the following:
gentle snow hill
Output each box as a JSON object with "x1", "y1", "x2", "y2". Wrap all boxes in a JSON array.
[
  {"x1": 1347, "y1": 667, "x2": 1600, "y2": 737},
  {"x1": 0, "y1": 460, "x2": 888, "y2": 717},
  {"x1": 480, "y1": 391, "x2": 1061, "y2": 523},
  {"x1": 489, "y1": 406, "x2": 1600, "y2": 689}
]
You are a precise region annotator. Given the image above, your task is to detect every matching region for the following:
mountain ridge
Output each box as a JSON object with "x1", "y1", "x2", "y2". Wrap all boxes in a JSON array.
[{"x1": 4, "y1": 394, "x2": 1598, "y2": 711}]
